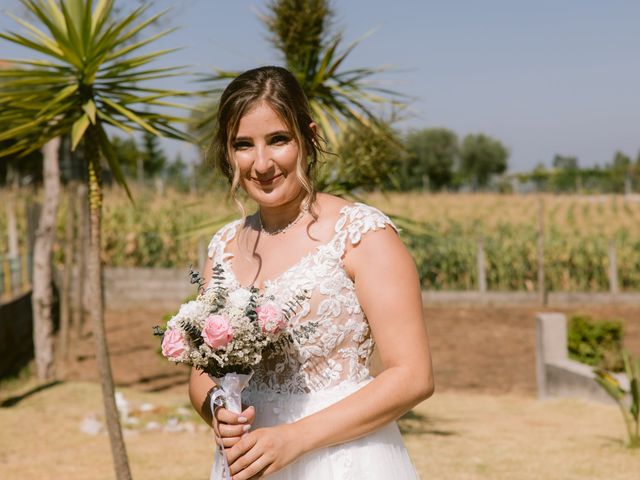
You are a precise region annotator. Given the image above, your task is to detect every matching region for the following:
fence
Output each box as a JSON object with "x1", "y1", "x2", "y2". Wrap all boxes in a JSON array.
[{"x1": 0, "y1": 251, "x2": 32, "y2": 304}]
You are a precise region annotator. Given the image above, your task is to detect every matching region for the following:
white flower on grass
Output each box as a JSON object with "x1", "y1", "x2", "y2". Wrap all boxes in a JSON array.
[{"x1": 168, "y1": 300, "x2": 210, "y2": 328}]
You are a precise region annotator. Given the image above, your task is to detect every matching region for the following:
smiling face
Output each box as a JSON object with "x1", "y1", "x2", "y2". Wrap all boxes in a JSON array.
[{"x1": 232, "y1": 101, "x2": 305, "y2": 208}]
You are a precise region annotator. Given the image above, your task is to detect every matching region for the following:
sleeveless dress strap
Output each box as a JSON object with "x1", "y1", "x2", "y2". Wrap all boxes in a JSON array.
[
  {"x1": 332, "y1": 202, "x2": 398, "y2": 258},
  {"x1": 207, "y1": 219, "x2": 242, "y2": 262}
]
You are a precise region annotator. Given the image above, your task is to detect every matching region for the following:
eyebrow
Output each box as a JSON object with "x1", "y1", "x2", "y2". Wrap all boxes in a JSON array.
[{"x1": 233, "y1": 130, "x2": 291, "y2": 141}]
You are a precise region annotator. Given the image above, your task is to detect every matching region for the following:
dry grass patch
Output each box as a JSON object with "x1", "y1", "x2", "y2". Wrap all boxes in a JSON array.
[
  {"x1": 1, "y1": 381, "x2": 639, "y2": 479},
  {"x1": 405, "y1": 392, "x2": 640, "y2": 479}
]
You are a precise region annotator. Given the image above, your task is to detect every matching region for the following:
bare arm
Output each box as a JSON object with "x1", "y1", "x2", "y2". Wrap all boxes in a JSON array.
[
  {"x1": 293, "y1": 225, "x2": 434, "y2": 449},
  {"x1": 227, "y1": 225, "x2": 434, "y2": 477}
]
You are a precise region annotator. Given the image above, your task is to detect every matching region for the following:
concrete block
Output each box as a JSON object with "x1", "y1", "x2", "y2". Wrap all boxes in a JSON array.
[{"x1": 535, "y1": 312, "x2": 628, "y2": 405}]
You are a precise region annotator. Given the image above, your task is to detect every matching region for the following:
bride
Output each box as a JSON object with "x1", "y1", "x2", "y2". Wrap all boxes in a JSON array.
[{"x1": 189, "y1": 65, "x2": 433, "y2": 479}]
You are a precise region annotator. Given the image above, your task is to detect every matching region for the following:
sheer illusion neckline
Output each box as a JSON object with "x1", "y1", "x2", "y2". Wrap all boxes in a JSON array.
[
  {"x1": 220, "y1": 243, "x2": 327, "y2": 293},
  {"x1": 217, "y1": 213, "x2": 345, "y2": 293}
]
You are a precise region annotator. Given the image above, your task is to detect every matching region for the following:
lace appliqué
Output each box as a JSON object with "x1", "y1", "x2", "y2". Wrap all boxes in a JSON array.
[{"x1": 207, "y1": 203, "x2": 398, "y2": 394}]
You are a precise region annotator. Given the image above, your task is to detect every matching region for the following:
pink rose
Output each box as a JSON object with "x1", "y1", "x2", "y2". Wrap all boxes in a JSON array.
[
  {"x1": 201, "y1": 314, "x2": 233, "y2": 348},
  {"x1": 256, "y1": 302, "x2": 286, "y2": 334},
  {"x1": 162, "y1": 328, "x2": 187, "y2": 359}
]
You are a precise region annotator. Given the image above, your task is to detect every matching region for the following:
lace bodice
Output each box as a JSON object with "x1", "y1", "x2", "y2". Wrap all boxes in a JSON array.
[{"x1": 207, "y1": 202, "x2": 397, "y2": 394}]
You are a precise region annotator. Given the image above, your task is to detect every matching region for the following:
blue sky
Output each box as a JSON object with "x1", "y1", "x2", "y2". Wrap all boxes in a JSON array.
[{"x1": 1, "y1": 0, "x2": 639, "y2": 172}]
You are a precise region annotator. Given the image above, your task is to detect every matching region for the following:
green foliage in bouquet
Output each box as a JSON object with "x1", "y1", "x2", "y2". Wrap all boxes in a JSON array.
[
  {"x1": 594, "y1": 351, "x2": 640, "y2": 449},
  {"x1": 568, "y1": 315, "x2": 624, "y2": 372}
]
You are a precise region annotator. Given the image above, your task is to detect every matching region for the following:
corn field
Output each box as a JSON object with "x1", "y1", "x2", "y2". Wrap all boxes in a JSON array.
[{"x1": 2, "y1": 188, "x2": 640, "y2": 292}]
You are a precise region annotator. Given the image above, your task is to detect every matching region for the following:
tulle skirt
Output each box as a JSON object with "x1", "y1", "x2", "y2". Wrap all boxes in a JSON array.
[{"x1": 210, "y1": 380, "x2": 419, "y2": 479}]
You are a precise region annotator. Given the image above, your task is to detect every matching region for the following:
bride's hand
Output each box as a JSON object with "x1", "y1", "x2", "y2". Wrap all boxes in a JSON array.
[
  {"x1": 226, "y1": 423, "x2": 303, "y2": 479},
  {"x1": 213, "y1": 405, "x2": 256, "y2": 450}
]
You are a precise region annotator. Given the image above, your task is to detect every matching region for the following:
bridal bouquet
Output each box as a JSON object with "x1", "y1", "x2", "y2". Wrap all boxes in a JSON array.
[
  {"x1": 154, "y1": 264, "x2": 309, "y2": 479},
  {"x1": 154, "y1": 263, "x2": 307, "y2": 410}
]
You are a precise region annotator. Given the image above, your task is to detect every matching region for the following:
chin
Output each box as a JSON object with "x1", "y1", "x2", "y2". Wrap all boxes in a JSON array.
[{"x1": 248, "y1": 187, "x2": 303, "y2": 209}]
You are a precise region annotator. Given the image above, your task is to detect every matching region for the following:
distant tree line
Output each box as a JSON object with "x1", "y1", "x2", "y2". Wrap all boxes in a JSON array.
[
  {"x1": 516, "y1": 152, "x2": 640, "y2": 194},
  {"x1": 6, "y1": 126, "x2": 640, "y2": 195}
]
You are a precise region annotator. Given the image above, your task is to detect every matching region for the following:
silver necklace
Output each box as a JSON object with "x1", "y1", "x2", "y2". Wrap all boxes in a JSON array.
[{"x1": 258, "y1": 208, "x2": 307, "y2": 236}]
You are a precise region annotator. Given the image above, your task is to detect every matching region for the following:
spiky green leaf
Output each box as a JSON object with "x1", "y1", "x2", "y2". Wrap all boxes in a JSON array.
[{"x1": 71, "y1": 113, "x2": 90, "y2": 149}]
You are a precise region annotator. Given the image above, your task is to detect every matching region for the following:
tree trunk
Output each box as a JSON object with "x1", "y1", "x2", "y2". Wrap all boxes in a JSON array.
[
  {"x1": 57, "y1": 185, "x2": 75, "y2": 378},
  {"x1": 85, "y1": 128, "x2": 132, "y2": 480},
  {"x1": 74, "y1": 183, "x2": 89, "y2": 338},
  {"x1": 32, "y1": 136, "x2": 61, "y2": 381}
]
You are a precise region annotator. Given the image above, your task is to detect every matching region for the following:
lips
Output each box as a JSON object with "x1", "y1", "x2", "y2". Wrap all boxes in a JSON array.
[{"x1": 253, "y1": 173, "x2": 283, "y2": 186}]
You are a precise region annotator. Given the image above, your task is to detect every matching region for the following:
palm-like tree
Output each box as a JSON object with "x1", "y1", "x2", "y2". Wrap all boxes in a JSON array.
[
  {"x1": 198, "y1": 0, "x2": 404, "y2": 149},
  {"x1": 0, "y1": 1, "x2": 193, "y2": 478}
]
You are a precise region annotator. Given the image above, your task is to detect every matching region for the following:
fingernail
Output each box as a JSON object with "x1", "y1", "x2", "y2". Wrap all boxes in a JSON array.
[
  {"x1": 238, "y1": 416, "x2": 247, "y2": 423},
  {"x1": 242, "y1": 424, "x2": 251, "y2": 432}
]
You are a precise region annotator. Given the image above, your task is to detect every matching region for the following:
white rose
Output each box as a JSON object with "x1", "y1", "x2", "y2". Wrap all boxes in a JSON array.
[{"x1": 228, "y1": 288, "x2": 253, "y2": 310}]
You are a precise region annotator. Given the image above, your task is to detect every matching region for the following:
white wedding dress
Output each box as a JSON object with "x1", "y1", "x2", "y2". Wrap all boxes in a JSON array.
[{"x1": 206, "y1": 202, "x2": 420, "y2": 479}]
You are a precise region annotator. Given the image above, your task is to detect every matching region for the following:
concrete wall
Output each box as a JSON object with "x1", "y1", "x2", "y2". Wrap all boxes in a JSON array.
[
  {"x1": 535, "y1": 312, "x2": 629, "y2": 405},
  {"x1": 104, "y1": 267, "x2": 197, "y2": 309},
  {"x1": 97, "y1": 268, "x2": 640, "y2": 308},
  {"x1": 423, "y1": 291, "x2": 640, "y2": 306}
]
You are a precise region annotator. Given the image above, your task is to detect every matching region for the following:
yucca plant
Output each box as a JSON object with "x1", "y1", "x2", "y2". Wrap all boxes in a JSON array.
[
  {"x1": 0, "y1": 1, "x2": 194, "y2": 478},
  {"x1": 196, "y1": 0, "x2": 404, "y2": 152},
  {"x1": 594, "y1": 350, "x2": 640, "y2": 448}
]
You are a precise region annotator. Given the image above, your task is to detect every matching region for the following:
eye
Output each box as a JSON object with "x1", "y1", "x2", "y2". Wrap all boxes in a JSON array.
[
  {"x1": 270, "y1": 134, "x2": 291, "y2": 145},
  {"x1": 232, "y1": 140, "x2": 252, "y2": 150}
]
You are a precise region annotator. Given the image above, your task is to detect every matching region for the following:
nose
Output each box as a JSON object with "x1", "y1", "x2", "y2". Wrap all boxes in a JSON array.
[{"x1": 253, "y1": 144, "x2": 273, "y2": 175}]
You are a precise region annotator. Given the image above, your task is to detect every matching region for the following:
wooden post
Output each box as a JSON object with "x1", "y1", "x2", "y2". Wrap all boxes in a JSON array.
[
  {"x1": 6, "y1": 195, "x2": 18, "y2": 259},
  {"x1": 537, "y1": 197, "x2": 547, "y2": 306},
  {"x1": 608, "y1": 238, "x2": 619, "y2": 295},
  {"x1": 476, "y1": 237, "x2": 487, "y2": 293}
]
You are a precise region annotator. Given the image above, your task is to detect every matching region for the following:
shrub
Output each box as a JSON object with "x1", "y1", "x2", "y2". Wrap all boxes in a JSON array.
[{"x1": 567, "y1": 314, "x2": 624, "y2": 371}]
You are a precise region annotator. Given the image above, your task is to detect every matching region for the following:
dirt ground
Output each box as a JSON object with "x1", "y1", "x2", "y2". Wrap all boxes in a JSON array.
[
  {"x1": 3, "y1": 303, "x2": 640, "y2": 479},
  {"x1": 64, "y1": 303, "x2": 640, "y2": 397}
]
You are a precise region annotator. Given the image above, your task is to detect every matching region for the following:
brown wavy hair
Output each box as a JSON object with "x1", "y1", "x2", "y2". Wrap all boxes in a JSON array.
[{"x1": 209, "y1": 66, "x2": 323, "y2": 217}]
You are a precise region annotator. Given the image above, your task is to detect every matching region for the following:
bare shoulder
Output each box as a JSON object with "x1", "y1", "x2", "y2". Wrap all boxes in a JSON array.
[
  {"x1": 306, "y1": 193, "x2": 352, "y2": 241},
  {"x1": 314, "y1": 192, "x2": 351, "y2": 216}
]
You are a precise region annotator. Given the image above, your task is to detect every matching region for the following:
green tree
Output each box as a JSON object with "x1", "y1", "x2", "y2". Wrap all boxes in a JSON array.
[
  {"x1": 0, "y1": 2, "x2": 192, "y2": 478},
  {"x1": 111, "y1": 135, "x2": 140, "y2": 179},
  {"x1": 459, "y1": 133, "x2": 509, "y2": 190},
  {"x1": 529, "y1": 162, "x2": 550, "y2": 192},
  {"x1": 265, "y1": 0, "x2": 404, "y2": 147},
  {"x1": 140, "y1": 130, "x2": 167, "y2": 177},
  {"x1": 403, "y1": 128, "x2": 458, "y2": 191},
  {"x1": 323, "y1": 120, "x2": 403, "y2": 194},
  {"x1": 608, "y1": 150, "x2": 632, "y2": 193},
  {"x1": 163, "y1": 151, "x2": 189, "y2": 190},
  {"x1": 551, "y1": 154, "x2": 579, "y2": 192}
]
